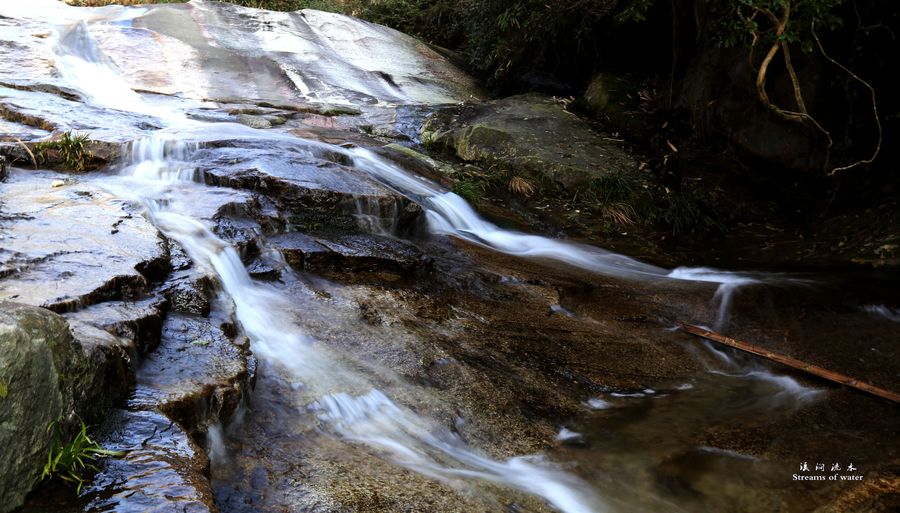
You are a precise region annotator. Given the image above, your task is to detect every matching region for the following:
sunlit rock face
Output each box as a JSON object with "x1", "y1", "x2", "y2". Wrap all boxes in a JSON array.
[{"x1": 2, "y1": 0, "x2": 477, "y2": 109}]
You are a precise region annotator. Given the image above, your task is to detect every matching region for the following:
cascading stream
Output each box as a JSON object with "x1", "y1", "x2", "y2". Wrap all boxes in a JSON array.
[
  {"x1": 11, "y1": 2, "x2": 822, "y2": 511},
  {"x1": 115, "y1": 138, "x2": 605, "y2": 513}
]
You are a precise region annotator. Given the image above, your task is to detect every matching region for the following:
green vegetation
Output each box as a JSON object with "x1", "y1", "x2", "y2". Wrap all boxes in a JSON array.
[
  {"x1": 452, "y1": 179, "x2": 484, "y2": 203},
  {"x1": 651, "y1": 183, "x2": 725, "y2": 236},
  {"x1": 34, "y1": 131, "x2": 93, "y2": 172},
  {"x1": 41, "y1": 418, "x2": 125, "y2": 493},
  {"x1": 449, "y1": 162, "x2": 722, "y2": 235}
]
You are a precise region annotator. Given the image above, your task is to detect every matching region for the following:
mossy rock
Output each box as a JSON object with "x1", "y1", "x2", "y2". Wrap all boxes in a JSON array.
[
  {"x1": 421, "y1": 93, "x2": 639, "y2": 192},
  {"x1": 0, "y1": 303, "x2": 131, "y2": 513}
]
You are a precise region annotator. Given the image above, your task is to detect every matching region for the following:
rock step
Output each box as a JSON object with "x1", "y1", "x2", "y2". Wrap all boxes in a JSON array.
[
  {"x1": 194, "y1": 145, "x2": 420, "y2": 233},
  {"x1": 65, "y1": 296, "x2": 167, "y2": 357},
  {"x1": 130, "y1": 312, "x2": 255, "y2": 437},
  {"x1": 82, "y1": 409, "x2": 216, "y2": 513},
  {"x1": 270, "y1": 232, "x2": 429, "y2": 275}
]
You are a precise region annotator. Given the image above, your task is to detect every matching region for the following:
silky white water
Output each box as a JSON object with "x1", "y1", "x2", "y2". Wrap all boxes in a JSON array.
[
  {"x1": 116, "y1": 139, "x2": 605, "y2": 513},
  {"x1": 11, "y1": 2, "x2": 824, "y2": 510}
]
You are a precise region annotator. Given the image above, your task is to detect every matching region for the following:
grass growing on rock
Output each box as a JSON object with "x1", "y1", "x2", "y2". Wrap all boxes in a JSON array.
[
  {"x1": 34, "y1": 131, "x2": 93, "y2": 172},
  {"x1": 41, "y1": 418, "x2": 125, "y2": 493}
]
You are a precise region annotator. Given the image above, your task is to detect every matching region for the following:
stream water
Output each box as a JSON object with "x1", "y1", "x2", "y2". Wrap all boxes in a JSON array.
[{"x1": 3, "y1": 2, "x2": 898, "y2": 513}]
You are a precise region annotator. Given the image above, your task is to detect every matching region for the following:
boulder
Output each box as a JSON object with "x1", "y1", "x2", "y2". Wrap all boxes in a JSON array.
[
  {"x1": 677, "y1": 45, "x2": 823, "y2": 171},
  {"x1": 0, "y1": 302, "x2": 131, "y2": 512},
  {"x1": 421, "y1": 93, "x2": 639, "y2": 192}
]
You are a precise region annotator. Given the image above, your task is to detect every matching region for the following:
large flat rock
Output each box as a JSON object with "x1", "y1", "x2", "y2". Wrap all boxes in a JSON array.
[
  {"x1": 1, "y1": 1, "x2": 477, "y2": 115},
  {"x1": 120, "y1": 2, "x2": 478, "y2": 106},
  {"x1": 0, "y1": 169, "x2": 168, "y2": 311}
]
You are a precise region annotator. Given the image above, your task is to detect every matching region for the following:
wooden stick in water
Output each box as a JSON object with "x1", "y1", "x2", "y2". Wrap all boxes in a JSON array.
[{"x1": 678, "y1": 322, "x2": 900, "y2": 404}]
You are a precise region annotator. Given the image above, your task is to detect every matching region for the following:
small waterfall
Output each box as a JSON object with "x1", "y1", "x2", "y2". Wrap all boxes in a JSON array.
[
  {"x1": 353, "y1": 195, "x2": 401, "y2": 235},
  {"x1": 125, "y1": 138, "x2": 201, "y2": 182},
  {"x1": 114, "y1": 135, "x2": 606, "y2": 513},
  {"x1": 206, "y1": 423, "x2": 228, "y2": 465}
]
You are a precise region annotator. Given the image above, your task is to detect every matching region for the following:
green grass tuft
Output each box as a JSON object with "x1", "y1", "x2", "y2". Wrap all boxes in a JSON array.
[
  {"x1": 34, "y1": 131, "x2": 93, "y2": 172},
  {"x1": 41, "y1": 418, "x2": 126, "y2": 494}
]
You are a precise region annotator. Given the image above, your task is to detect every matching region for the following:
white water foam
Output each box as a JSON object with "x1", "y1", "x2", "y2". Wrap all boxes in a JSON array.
[
  {"x1": 700, "y1": 341, "x2": 823, "y2": 408},
  {"x1": 112, "y1": 135, "x2": 607, "y2": 513},
  {"x1": 863, "y1": 304, "x2": 900, "y2": 323},
  {"x1": 585, "y1": 398, "x2": 614, "y2": 410},
  {"x1": 556, "y1": 428, "x2": 584, "y2": 443}
]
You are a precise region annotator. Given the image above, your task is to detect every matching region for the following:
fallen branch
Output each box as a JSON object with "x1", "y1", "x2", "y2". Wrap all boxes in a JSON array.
[{"x1": 678, "y1": 322, "x2": 900, "y2": 404}]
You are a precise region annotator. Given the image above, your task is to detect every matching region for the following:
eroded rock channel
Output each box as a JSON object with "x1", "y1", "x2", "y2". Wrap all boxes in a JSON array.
[{"x1": 1, "y1": 2, "x2": 897, "y2": 513}]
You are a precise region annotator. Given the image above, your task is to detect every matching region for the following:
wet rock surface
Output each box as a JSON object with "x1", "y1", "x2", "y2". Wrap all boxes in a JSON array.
[
  {"x1": 132, "y1": 310, "x2": 254, "y2": 436},
  {"x1": 84, "y1": 409, "x2": 216, "y2": 513},
  {"x1": 122, "y1": 3, "x2": 478, "y2": 106},
  {"x1": 271, "y1": 232, "x2": 428, "y2": 277},
  {"x1": 1, "y1": 2, "x2": 898, "y2": 513},
  {"x1": 64, "y1": 296, "x2": 166, "y2": 356},
  {"x1": 196, "y1": 144, "x2": 420, "y2": 233},
  {"x1": 0, "y1": 169, "x2": 168, "y2": 311}
]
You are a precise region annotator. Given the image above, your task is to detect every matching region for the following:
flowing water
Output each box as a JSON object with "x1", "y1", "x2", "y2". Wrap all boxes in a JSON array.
[{"x1": 3, "y1": 2, "x2": 898, "y2": 513}]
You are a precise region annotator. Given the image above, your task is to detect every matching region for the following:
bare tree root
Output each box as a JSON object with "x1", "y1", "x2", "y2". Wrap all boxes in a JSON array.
[
  {"x1": 813, "y1": 29, "x2": 883, "y2": 175},
  {"x1": 754, "y1": 5, "x2": 833, "y2": 169}
]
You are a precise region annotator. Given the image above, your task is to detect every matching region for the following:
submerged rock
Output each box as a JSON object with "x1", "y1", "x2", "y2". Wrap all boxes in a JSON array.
[{"x1": 421, "y1": 93, "x2": 639, "y2": 191}]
